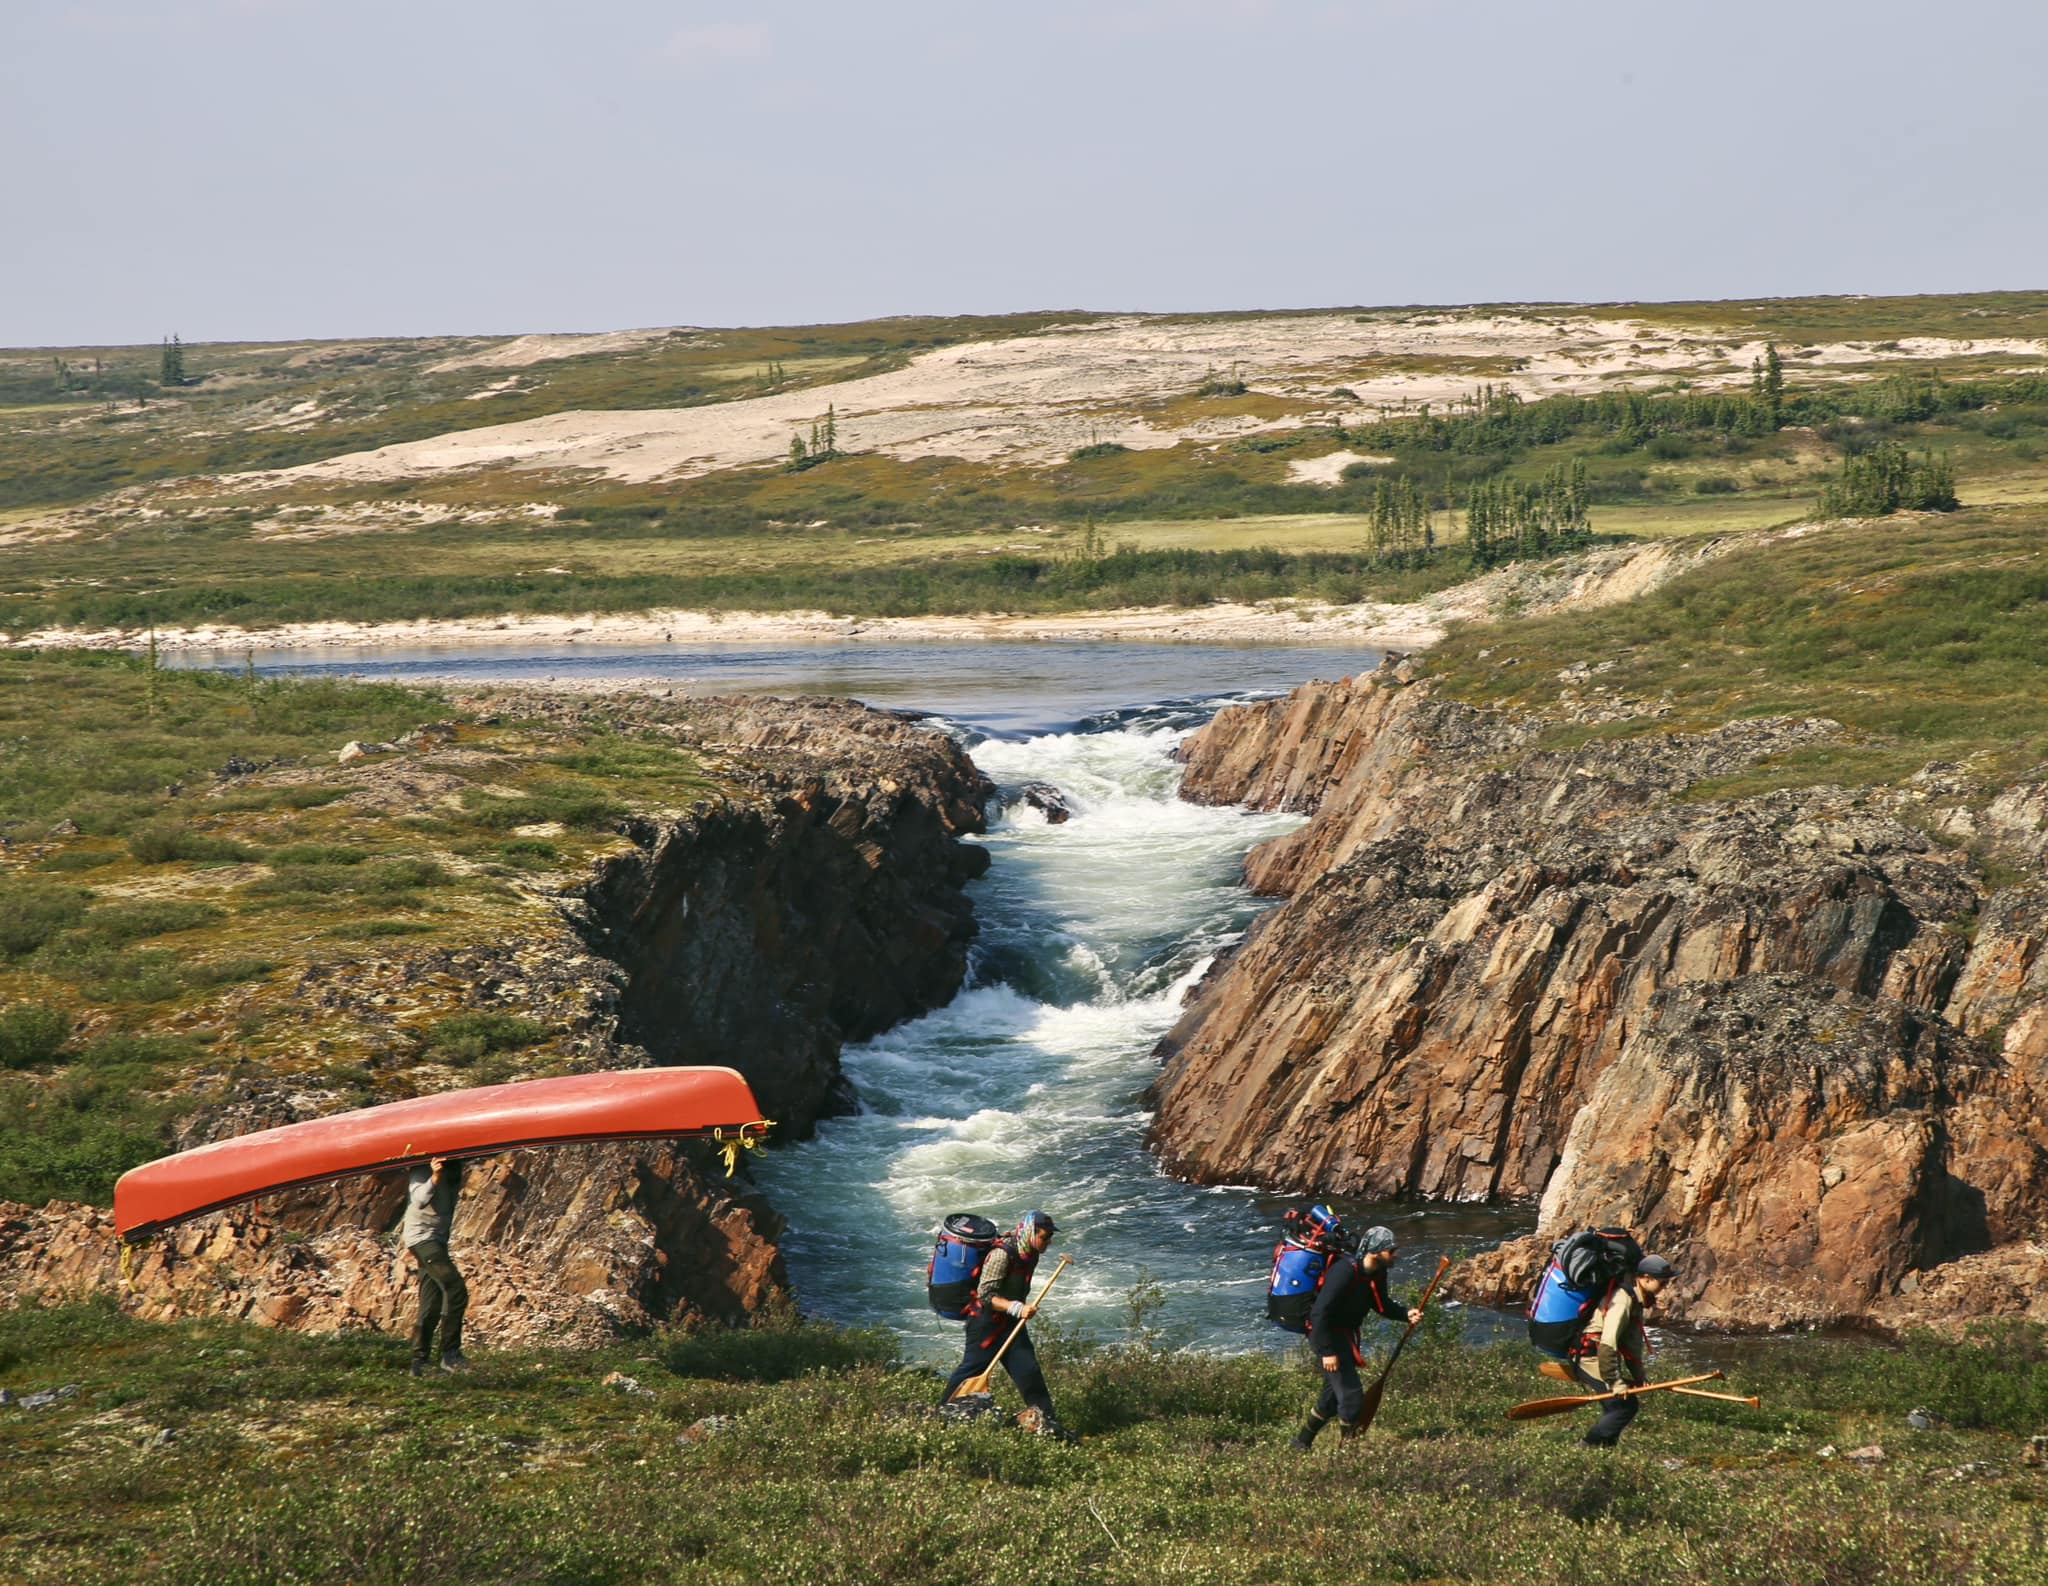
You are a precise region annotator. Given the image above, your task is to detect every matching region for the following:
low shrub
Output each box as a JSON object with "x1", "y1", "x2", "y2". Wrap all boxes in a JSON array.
[
  {"x1": 1693, "y1": 474, "x2": 1741, "y2": 494},
  {"x1": 658, "y1": 1311, "x2": 900, "y2": 1382},
  {"x1": 183, "y1": 956, "x2": 278, "y2": 988},
  {"x1": 75, "y1": 1031, "x2": 203, "y2": 1071},
  {"x1": 127, "y1": 823, "x2": 257, "y2": 865},
  {"x1": 268, "y1": 843, "x2": 365, "y2": 866},
  {"x1": 0, "y1": 1002, "x2": 72, "y2": 1068},
  {"x1": 33, "y1": 850, "x2": 120, "y2": 872},
  {"x1": 0, "y1": 1071, "x2": 177, "y2": 1203},
  {"x1": 463, "y1": 791, "x2": 624, "y2": 833},
  {"x1": 0, "y1": 881, "x2": 90, "y2": 957},
  {"x1": 76, "y1": 899, "x2": 224, "y2": 943},
  {"x1": 419, "y1": 1011, "x2": 547, "y2": 1065},
  {"x1": 31, "y1": 940, "x2": 189, "y2": 1003}
]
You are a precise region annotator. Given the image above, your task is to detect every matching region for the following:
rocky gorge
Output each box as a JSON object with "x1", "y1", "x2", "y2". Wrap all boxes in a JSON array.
[
  {"x1": 1155, "y1": 659, "x2": 2048, "y2": 1334},
  {"x1": 0, "y1": 693, "x2": 994, "y2": 1347}
]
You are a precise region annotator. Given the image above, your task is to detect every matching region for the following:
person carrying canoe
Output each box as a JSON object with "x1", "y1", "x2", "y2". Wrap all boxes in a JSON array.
[
  {"x1": 1577, "y1": 1253, "x2": 1674, "y2": 1447},
  {"x1": 402, "y1": 1155, "x2": 470, "y2": 1376},
  {"x1": 940, "y1": 1210, "x2": 1066, "y2": 1434},
  {"x1": 1290, "y1": 1224, "x2": 1422, "y2": 1451}
]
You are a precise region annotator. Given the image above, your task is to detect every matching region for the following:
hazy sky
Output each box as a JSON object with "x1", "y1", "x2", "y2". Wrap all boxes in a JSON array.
[{"x1": 5, "y1": 1, "x2": 2044, "y2": 347}]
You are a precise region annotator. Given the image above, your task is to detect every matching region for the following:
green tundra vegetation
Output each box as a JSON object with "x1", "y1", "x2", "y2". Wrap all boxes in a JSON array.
[
  {"x1": 0, "y1": 649, "x2": 719, "y2": 1208},
  {"x1": 5, "y1": 297, "x2": 2048, "y2": 1582},
  {"x1": 3, "y1": 292, "x2": 2046, "y2": 634},
  {"x1": 1428, "y1": 509, "x2": 2048, "y2": 791},
  {"x1": 0, "y1": 1300, "x2": 2043, "y2": 1585}
]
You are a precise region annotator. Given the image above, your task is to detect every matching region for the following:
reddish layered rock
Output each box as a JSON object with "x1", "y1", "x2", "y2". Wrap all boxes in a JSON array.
[
  {"x1": 1157, "y1": 663, "x2": 2048, "y2": 1329},
  {"x1": 0, "y1": 1142, "x2": 783, "y2": 1344},
  {"x1": 2, "y1": 693, "x2": 991, "y2": 1344}
]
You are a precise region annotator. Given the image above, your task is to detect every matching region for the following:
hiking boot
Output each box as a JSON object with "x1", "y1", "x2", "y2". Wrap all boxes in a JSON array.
[
  {"x1": 1336, "y1": 1420, "x2": 1362, "y2": 1448},
  {"x1": 1580, "y1": 1433, "x2": 1618, "y2": 1448},
  {"x1": 1289, "y1": 1415, "x2": 1328, "y2": 1452},
  {"x1": 439, "y1": 1350, "x2": 472, "y2": 1374},
  {"x1": 409, "y1": 1357, "x2": 430, "y2": 1379}
]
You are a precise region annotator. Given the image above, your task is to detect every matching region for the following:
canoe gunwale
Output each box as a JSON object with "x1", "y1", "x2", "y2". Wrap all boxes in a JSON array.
[{"x1": 117, "y1": 1120, "x2": 769, "y2": 1243}]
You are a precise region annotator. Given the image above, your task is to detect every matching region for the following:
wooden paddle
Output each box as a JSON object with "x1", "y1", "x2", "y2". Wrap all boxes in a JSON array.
[
  {"x1": 1538, "y1": 1358, "x2": 1760, "y2": 1409},
  {"x1": 1355, "y1": 1254, "x2": 1453, "y2": 1433},
  {"x1": 1506, "y1": 1369, "x2": 1724, "y2": 1421},
  {"x1": 1673, "y1": 1386, "x2": 1762, "y2": 1409},
  {"x1": 949, "y1": 1255, "x2": 1071, "y2": 1401}
]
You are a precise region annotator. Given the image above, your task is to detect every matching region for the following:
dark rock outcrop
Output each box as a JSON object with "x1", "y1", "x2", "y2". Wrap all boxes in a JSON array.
[
  {"x1": 578, "y1": 695, "x2": 993, "y2": 1131},
  {"x1": 1155, "y1": 664, "x2": 2048, "y2": 1330},
  {"x1": 1013, "y1": 782, "x2": 1074, "y2": 824},
  {"x1": 2, "y1": 692, "x2": 994, "y2": 1343}
]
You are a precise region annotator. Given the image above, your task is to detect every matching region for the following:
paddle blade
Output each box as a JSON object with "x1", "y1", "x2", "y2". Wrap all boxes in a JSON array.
[
  {"x1": 950, "y1": 1371, "x2": 993, "y2": 1401},
  {"x1": 1505, "y1": 1393, "x2": 1602, "y2": 1422},
  {"x1": 1354, "y1": 1375, "x2": 1389, "y2": 1432},
  {"x1": 1538, "y1": 1360, "x2": 1576, "y2": 1384}
]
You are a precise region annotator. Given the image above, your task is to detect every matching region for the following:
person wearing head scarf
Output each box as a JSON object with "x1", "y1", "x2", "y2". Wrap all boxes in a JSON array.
[
  {"x1": 940, "y1": 1210, "x2": 1067, "y2": 1436},
  {"x1": 1289, "y1": 1223, "x2": 1422, "y2": 1451}
]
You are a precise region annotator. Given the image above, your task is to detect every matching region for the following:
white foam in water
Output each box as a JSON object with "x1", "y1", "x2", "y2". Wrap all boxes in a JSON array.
[{"x1": 756, "y1": 697, "x2": 1533, "y2": 1358}]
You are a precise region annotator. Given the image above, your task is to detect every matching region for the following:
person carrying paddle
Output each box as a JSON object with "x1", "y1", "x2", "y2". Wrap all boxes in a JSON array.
[
  {"x1": 402, "y1": 1155, "x2": 469, "y2": 1377},
  {"x1": 940, "y1": 1211, "x2": 1064, "y2": 1431},
  {"x1": 1578, "y1": 1253, "x2": 1674, "y2": 1447},
  {"x1": 1290, "y1": 1224, "x2": 1422, "y2": 1451}
]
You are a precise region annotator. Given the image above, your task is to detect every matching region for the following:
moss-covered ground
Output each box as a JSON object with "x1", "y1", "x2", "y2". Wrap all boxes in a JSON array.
[
  {"x1": 0, "y1": 650, "x2": 721, "y2": 1207},
  {"x1": 1, "y1": 1301, "x2": 2043, "y2": 1585}
]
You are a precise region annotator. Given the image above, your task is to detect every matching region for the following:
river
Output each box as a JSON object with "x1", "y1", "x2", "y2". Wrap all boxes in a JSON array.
[{"x1": 208, "y1": 639, "x2": 1534, "y2": 1356}]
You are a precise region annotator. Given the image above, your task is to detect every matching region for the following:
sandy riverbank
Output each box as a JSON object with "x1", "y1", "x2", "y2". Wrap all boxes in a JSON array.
[
  {"x1": 4, "y1": 599, "x2": 1454, "y2": 657},
  {"x1": 2, "y1": 537, "x2": 1745, "y2": 661}
]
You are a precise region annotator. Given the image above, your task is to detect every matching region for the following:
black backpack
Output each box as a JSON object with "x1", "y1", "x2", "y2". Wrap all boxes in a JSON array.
[
  {"x1": 1555, "y1": 1227, "x2": 1643, "y2": 1291},
  {"x1": 1527, "y1": 1227, "x2": 1643, "y2": 1359}
]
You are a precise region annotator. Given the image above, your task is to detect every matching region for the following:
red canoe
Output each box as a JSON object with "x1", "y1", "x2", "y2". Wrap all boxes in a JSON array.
[{"x1": 114, "y1": 1067, "x2": 770, "y2": 1241}]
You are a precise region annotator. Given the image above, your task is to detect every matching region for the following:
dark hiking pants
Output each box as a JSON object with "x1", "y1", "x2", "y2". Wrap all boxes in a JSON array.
[
  {"x1": 1312, "y1": 1335, "x2": 1366, "y2": 1424},
  {"x1": 942, "y1": 1318, "x2": 1056, "y2": 1417},
  {"x1": 1566, "y1": 1359, "x2": 1640, "y2": 1445},
  {"x1": 409, "y1": 1239, "x2": 468, "y2": 1360}
]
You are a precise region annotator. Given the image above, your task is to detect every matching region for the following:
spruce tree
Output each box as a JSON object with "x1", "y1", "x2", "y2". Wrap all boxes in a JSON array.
[{"x1": 160, "y1": 335, "x2": 185, "y2": 387}]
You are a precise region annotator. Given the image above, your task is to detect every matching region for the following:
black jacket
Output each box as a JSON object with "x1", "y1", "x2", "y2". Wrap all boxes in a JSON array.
[{"x1": 1308, "y1": 1255, "x2": 1407, "y2": 1357}]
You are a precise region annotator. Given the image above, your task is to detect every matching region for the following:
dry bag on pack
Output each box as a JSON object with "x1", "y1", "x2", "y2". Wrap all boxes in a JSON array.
[
  {"x1": 1267, "y1": 1203, "x2": 1347, "y2": 1334},
  {"x1": 1527, "y1": 1226, "x2": 1644, "y2": 1358},
  {"x1": 927, "y1": 1214, "x2": 1001, "y2": 1319},
  {"x1": 1266, "y1": 1238, "x2": 1332, "y2": 1333}
]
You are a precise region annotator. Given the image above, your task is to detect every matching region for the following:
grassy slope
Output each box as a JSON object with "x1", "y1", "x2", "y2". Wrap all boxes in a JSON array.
[
  {"x1": 1, "y1": 1302, "x2": 2043, "y2": 1585},
  {"x1": 0, "y1": 651, "x2": 718, "y2": 1205},
  {"x1": 5, "y1": 292, "x2": 2048, "y2": 634},
  {"x1": 1428, "y1": 509, "x2": 2048, "y2": 791}
]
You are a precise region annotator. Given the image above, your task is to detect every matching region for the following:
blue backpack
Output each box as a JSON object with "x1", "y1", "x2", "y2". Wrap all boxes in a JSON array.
[
  {"x1": 1265, "y1": 1204, "x2": 1346, "y2": 1334},
  {"x1": 1527, "y1": 1227, "x2": 1643, "y2": 1358},
  {"x1": 927, "y1": 1214, "x2": 1001, "y2": 1319}
]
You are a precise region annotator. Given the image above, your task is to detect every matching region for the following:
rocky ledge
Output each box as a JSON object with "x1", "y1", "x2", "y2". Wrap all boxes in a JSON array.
[
  {"x1": 2, "y1": 693, "x2": 993, "y2": 1343},
  {"x1": 1155, "y1": 660, "x2": 2048, "y2": 1332}
]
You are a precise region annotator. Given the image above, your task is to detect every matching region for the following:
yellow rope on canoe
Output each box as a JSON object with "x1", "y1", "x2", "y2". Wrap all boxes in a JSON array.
[{"x1": 713, "y1": 1120, "x2": 775, "y2": 1177}]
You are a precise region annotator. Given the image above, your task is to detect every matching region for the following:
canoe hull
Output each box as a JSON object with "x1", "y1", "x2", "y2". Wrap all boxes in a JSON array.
[{"x1": 114, "y1": 1067, "x2": 767, "y2": 1240}]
